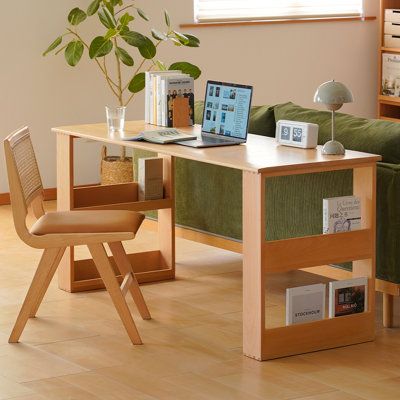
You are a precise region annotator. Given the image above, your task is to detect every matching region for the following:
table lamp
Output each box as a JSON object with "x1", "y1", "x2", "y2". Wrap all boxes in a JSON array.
[{"x1": 313, "y1": 80, "x2": 354, "y2": 155}]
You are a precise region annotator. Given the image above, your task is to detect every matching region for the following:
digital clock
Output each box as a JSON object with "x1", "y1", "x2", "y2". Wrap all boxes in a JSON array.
[{"x1": 276, "y1": 120, "x2": 319, "y2": 149}]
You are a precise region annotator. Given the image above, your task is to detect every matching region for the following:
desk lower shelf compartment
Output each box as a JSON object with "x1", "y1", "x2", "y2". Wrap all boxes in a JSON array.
[
  {"x1": 259, "y1": 311, "x2": 374, "y2": 360},
  {"x1": 72, "y1": 250, "x2": 174, "y2": 292},
  {"x1": 73, "y1": 182, "x2": 172, "y2": 212}
]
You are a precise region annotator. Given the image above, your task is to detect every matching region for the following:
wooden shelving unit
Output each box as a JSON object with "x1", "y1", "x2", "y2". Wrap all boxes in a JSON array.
[{"x1": 378, "y1": 0, "x2": 400, "y2": 121}]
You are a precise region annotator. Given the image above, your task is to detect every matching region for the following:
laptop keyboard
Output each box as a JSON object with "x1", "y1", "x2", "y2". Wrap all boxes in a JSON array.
[{"x1": 204, "y1": 136, "x2": 233, "y2": 144}]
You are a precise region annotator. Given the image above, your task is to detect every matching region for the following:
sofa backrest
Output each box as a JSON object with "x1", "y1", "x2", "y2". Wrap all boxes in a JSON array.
[{"x1": 274, "y1": 102, "x2": 400, "y2": 164}]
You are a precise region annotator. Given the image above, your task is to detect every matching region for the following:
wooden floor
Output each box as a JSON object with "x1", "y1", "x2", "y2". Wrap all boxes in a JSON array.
[{"x1": 1, "y1": 202, "x2": 400, "y2": 400}]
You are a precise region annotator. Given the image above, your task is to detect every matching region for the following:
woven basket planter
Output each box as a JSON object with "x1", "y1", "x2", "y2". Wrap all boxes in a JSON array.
[{"x1": 100, "y1": 146, "x2": 133, "y2": 185}]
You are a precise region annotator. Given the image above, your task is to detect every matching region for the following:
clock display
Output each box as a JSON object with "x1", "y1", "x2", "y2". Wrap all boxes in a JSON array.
[
  {"x1": 281, "y1": 126, "x2": 291, "y2": 140},
  {"x1": 292, "y1": 127, "x2": 303, "y2": 142}
]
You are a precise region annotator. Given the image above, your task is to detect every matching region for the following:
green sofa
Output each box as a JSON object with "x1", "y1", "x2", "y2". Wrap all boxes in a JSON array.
[{"x1": 134, "y1": 101, "x2": 400, "y2": 324}]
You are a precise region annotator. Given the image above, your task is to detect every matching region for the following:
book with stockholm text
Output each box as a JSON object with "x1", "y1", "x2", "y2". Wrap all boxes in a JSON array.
[
  {"x1": 329, "y1": 277, "x2": 368, "y2": 318},
  {"x1": 286, "y1": 283, "x2": 325, "y2": 326}
]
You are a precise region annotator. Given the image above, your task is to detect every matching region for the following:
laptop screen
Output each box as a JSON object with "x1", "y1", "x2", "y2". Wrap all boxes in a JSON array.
[{"x1": 202, "y1": 81, "x2": 253, "y2": 140}]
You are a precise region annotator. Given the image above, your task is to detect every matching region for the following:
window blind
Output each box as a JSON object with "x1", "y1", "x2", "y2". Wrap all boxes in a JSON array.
[{"x1": 194, "y1": 0, "x2": 363, "y2": 23}]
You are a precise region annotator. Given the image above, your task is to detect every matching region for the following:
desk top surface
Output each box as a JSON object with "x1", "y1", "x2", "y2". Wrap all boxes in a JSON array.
[{"x1": 53, "y1": 122, "x2": 381, "y2": 174}]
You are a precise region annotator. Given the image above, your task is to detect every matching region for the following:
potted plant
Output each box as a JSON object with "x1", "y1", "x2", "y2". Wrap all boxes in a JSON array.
[{"x1": 43, "y1": 0, "x2": 201, "y2": 183}]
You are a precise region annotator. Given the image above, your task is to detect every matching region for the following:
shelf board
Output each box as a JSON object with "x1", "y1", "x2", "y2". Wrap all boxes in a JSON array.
[
  {"x1": 381, "y1": 46, "x2": 400, "y2": 53},
  {"x1": 379, "y1": 116, "x2": 400, "y2": 123},
  {"x1": 378, "y1": 95, "x2": 400, "y2": 104}
]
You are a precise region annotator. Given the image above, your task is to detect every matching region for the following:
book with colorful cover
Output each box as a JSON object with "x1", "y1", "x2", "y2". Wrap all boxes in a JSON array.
[
  {"x1": 329, "y1": 277, "x2": 368, "y2": 318},
  {"x1": 164, "y1": 76, "x2": 194, "y2": 127}
]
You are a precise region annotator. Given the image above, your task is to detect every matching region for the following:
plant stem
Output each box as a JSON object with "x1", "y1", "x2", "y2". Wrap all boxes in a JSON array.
[
  {"x1": 115, "y1": 4, "x2": 134, "y2": 16},
  {"x1": 66, "y1": 28, "x2": 120, "y2": 99},
  {"x1": 122, "y1": 40, "x2": 163, "y2": 93},
  {"x1": 114, "y1": 38, "x2": 123, "y2": 106}
]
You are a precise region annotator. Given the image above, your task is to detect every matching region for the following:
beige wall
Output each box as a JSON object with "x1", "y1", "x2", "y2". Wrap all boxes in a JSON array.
[{"x1": 0, "y1": 0, "x2": 379, "y2": 193}]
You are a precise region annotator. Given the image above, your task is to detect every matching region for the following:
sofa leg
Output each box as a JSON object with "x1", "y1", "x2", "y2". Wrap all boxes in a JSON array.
[{"x1": 383, "y1": 293, "x2": 394, "y2": 328}]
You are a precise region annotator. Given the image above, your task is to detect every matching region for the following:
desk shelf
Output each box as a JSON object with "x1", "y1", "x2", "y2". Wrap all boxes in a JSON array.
[{"x1": 73, "y1": 182, "x2": 172, "y2": 212}]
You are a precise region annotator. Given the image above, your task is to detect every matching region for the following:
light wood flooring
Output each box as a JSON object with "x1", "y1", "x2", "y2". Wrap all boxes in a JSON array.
[{"x1": 1, "y1": 201, "x2": 400, "y2": 400}]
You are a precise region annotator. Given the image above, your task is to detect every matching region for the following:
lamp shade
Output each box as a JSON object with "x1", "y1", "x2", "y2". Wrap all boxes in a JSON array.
[{"x1": 313, "y1": 80, "x2": 354, "y2": 105}]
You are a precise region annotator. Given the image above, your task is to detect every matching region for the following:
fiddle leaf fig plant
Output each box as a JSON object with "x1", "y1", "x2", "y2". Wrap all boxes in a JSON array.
[{"x1": 43, "y1": 1, "x2": 201, "y2": 106}]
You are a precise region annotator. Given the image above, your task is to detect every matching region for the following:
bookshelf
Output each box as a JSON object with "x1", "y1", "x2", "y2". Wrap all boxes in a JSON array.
[{"x1": 378, "y1": 1, "x2": 400, "y2": 121}]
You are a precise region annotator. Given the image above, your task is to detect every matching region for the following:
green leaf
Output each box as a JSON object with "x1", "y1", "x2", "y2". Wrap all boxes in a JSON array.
[
  {"x1": 128, "y1": 72, "x2": 145, "y2": 93},
  {"x1": 151, "y1": 28, "x2": 167, "y2": 41},
  {"x1": 98, "y1": 6, "x2": 116, "y2": 28},
  {"x1": 65, "y1": 40, "x2": 84, "y2": 66},
  {"x1": 110, "y1": 0, "x2": 122, "y2": 6},
  {"x1": 115, "y1": 46, "x2": 134, "y2": 66},
  {"x1": 104, "y1": 1, "x2": 115, "y2": 15},
  {"x1": 182, "y1": 33, "x2": 200, "y2": 47},
  {"x1": 120, "y1": 30, "x2": 146, "y2": 47},
  {"x1": 87, "y1": 0, "x2": 100, "y2": 16},
  {"x1": 170, "y1": 37, "x2": 182, "y2": 46},
  {"x1": 89, "y1": 36, "x2": 113, "y2": 58},
  {"x1": 138, "y1": 37, "x2": 156, "y2": 59},
  {"x1": 43, "y1": 36, "x2": 62, "y2": 56},
  {"x1": 137, "y1": 8, "x2": 149, "y2": 21},
  {"x1": 104, "y1": 28, "x2": 117, "y2": 40},
  {"x1": 174, "y1": 31, "x2": 189, "y2": 45},
  {"x1": 169, "y1": 62, "x2": 201, "y2": 79},
  {"x1": 164, "y1": 9, "x2": 170, "y2": 27},
  {"x1": 68, "y1": 7, "x2": 87, "y2": 26},
  {"x1": 119, "y1": 12, "x2": 134, "y2": 26},
  {"x1": 156, "y1": 60, "x2": 167, "y2": 71}
]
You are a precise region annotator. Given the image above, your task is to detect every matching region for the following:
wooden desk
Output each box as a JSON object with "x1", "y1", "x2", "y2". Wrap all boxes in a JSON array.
[{"x1": 53, "y1": 122, "x2": 381, "y2": 361}]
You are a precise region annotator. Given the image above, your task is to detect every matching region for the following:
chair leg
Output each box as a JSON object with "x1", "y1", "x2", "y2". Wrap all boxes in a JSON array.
[
  {"x1": 9, "y1": 247, "x2": 63, "y2": 343},
  {"x1": 109, "y1": 241, "x2": 151, "y2": 320},
  {"x1": 88, "y1": 243, "x2": 142, "y2": 345},
  {"x1": 383, "y1": 293, "x2": 394, "y2": 328},
  {"x1": 29, "y1": 247, "x2": 66, "y2": 317}
]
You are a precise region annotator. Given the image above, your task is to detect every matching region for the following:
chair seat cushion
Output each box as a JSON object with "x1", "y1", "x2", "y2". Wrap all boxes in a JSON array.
[{"x1": 30, "y1": 210, "x2": 145, "y2": 236}]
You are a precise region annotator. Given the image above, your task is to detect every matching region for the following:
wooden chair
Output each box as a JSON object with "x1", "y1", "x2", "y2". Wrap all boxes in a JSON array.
[{"x1": 4, "y1": 126, "x2": 151, "y2": 345}]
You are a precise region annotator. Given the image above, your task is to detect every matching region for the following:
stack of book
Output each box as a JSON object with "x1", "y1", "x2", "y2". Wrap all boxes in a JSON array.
[{"x1": 145, "y1": 71, "x2": 194, "y2": 127}]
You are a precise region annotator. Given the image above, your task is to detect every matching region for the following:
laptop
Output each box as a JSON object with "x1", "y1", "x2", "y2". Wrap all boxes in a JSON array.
[{"x1": 176, "y1": 80, "x2": 253, "y2": 148}]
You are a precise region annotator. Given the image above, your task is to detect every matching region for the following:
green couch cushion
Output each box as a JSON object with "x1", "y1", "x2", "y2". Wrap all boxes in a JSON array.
[
  {"x1": 274, "y1": 102, "x2": 400, "y2": 164},
  {"x1": 194, "y1": 101, "x2": 276, "y2": 137}
]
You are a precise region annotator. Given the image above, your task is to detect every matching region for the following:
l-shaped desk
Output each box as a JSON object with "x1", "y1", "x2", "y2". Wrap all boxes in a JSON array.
[{"x1": 53, "y1": 122, "x2": 380, "y2": 361}]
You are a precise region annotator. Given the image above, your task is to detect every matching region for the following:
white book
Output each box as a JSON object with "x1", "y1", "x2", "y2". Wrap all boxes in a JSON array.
[
  {"x1": 382, "y1": 53, "x2": 400, "y2": 97},
  {"x1": 145, "y1": 70, "x2": 180, "y2": 123},
  {"x1": 286, "y1": 283, "x2": 325, "y2": 326},
  {"x1": 329, "y1": 277, "x2": 368, "y2": 318},
  {"x1": 323, "y1": 195, "x2": 361, "y2": 234}
]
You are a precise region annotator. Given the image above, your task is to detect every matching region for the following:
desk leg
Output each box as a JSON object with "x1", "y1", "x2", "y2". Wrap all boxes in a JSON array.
[
  {"x1": 242, "y1": 171, "x2": 265, "y2": 360},
  {"x1": 353, "y1": 164, "x2": 376, "y2": 326},
  {"x1": 158, "y1": 154, "x2": 175, "y2": 274},
  {"x1": 56, "y1": 133, "x2": 74, "y2": 292}
]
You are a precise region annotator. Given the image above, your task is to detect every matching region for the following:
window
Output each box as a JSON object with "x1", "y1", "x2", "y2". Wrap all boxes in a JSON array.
[{"x1": 194, "y1": 0, "x2": 364, "y2": 23}]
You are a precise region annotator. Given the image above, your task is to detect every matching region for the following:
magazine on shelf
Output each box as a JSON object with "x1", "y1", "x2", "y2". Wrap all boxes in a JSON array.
[
  {"x1": 329, "y1": 277, "x2": 368, "y2": 318},
  {"x1": 323, "y1": 195, "x2": 361, "y2": 234},
  {"x1": 382, "y1": 53, "x2": 400, "y2": 97},
  {"x1": 286, "y1": 283, "x2": 325, "y2": 326}
]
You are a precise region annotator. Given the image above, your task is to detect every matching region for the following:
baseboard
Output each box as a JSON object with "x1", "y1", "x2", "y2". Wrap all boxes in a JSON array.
[
  {"x1": 0, "y1": 188, "x2": 57, "y2": 205},
  {"x1": 0, "y1": 184, "x2": 98, "y2": 206}
]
